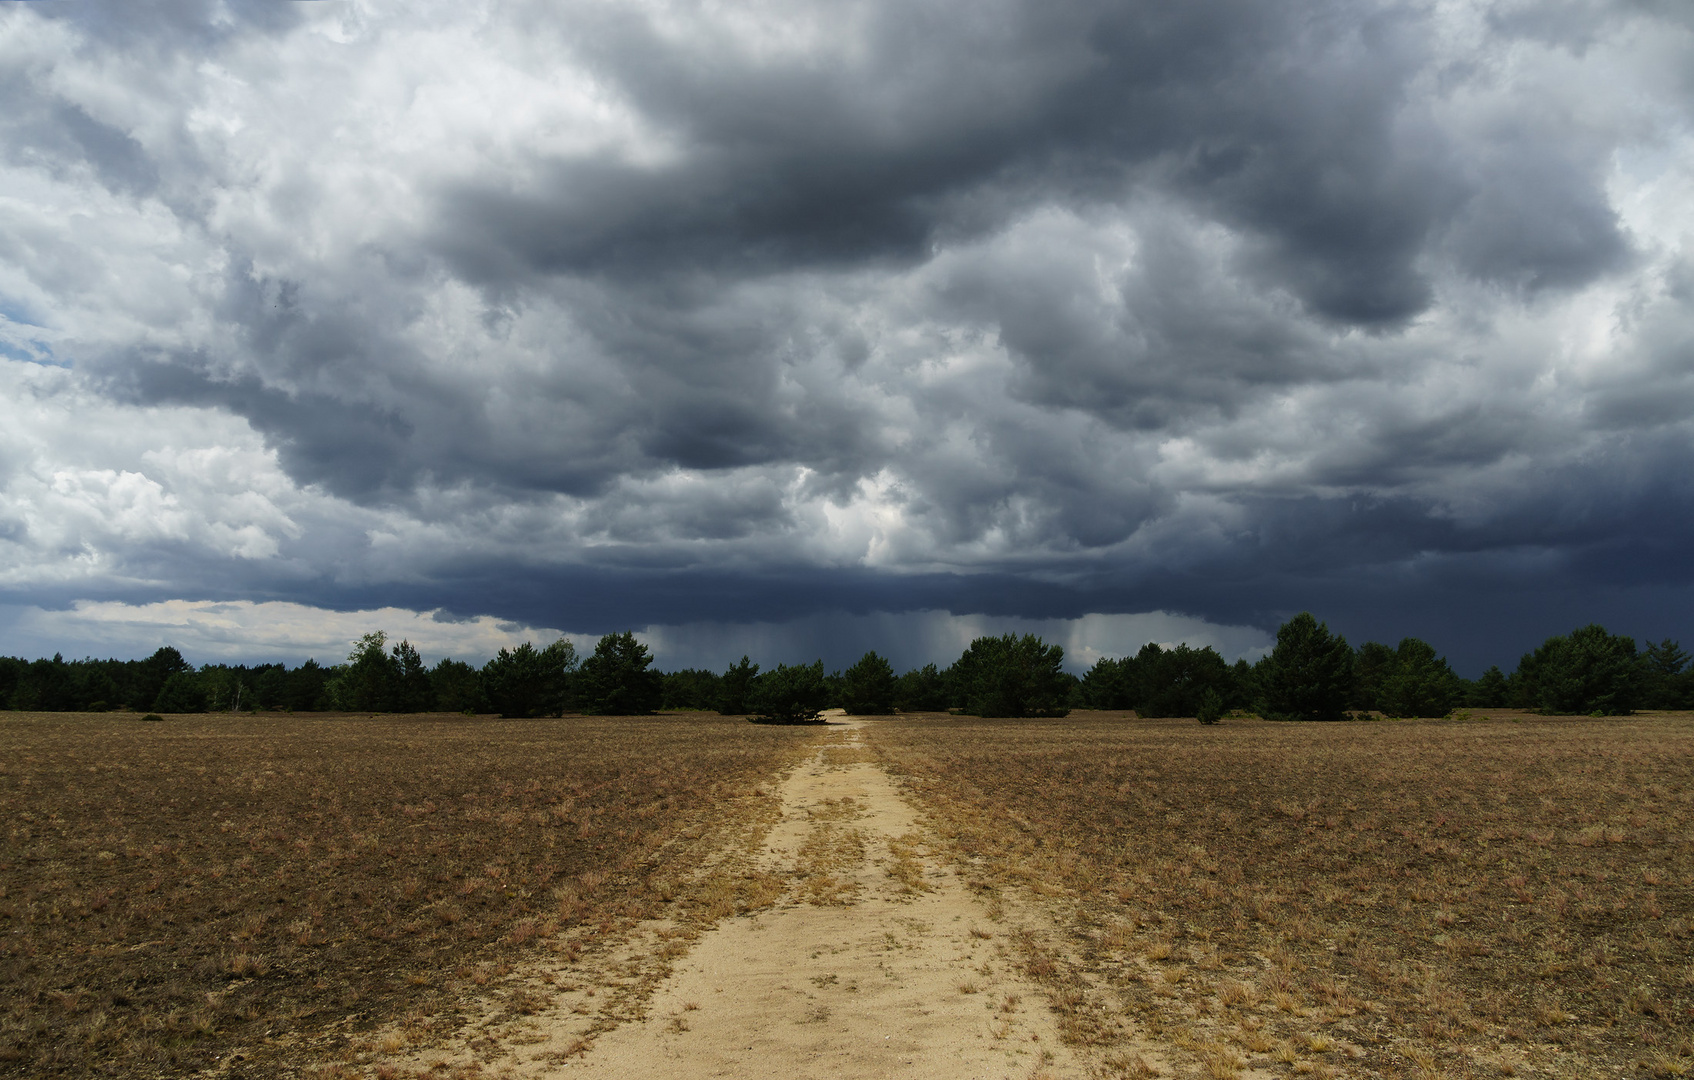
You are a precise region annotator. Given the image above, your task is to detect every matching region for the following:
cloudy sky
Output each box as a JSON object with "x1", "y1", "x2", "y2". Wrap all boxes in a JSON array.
[{"x1": 2, "y1": 0, "x2": 1692, "y2": 674}]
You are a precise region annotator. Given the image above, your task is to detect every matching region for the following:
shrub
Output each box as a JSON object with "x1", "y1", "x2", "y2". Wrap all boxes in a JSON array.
[
  {"x1": 1196, "y1": 688, "x2": 1224, "y2": 724},
  {"x1": 139, "y1": 713, "x2": 164, "y2": 723},
  {"x1": 1259, "y1": 613, "x2": 1354, "y2": 722},
  {"x1": 841, "y1": 651, "x2": 897, "y2": 715},
  {"x1": 577, "y1": 632, "x2": 661, "y2": 715},
  {"x1": 748, "y1": 660, "x2": 829, "y2": 723}
]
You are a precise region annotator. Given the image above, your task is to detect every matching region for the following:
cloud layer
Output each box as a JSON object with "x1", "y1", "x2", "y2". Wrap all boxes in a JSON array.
[{"x1": 2, "y1": 0, "x2": 1693, "y2": 671}]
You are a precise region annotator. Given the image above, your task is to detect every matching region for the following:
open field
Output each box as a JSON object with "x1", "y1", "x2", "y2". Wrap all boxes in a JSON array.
[
  {"x1": 0, "y1": 712, "x2": 812, "y2": 1078},
  {"x1": 6, "y1": 709, "x2": 1692, "y2": 1080},
  {"x1": 868, "y1": 710, "x2": 1694, "y2": 1079}
]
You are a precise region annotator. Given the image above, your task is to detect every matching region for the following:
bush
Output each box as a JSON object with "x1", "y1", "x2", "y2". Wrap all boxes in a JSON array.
[
  {"x1": 1259, "y1": 613, "x2": 1354, "y2": 722},
  {"x1": 841, "y1": 651, "x2": 896, "y2": 715},
  {"x1": 748, "y1": 660, "x2": 829, "y2": 723},
  {"x1": 577, "y1": 632, "x2": 662, "y2": 715},
  {"x1": 1196, "y1": 688, "x2": 1224, "y2": 725},
  {"x1": 949, "y1": 634, "x2": 1070, "y2": 718},
  {"x1": 139, "y1": 713, "x2": 164, "y2": 723}
]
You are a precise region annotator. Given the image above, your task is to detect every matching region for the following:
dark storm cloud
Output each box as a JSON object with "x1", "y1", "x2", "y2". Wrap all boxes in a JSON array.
[{"x1": 3, "y1": 0, "x2": 1693, "y2": 672}]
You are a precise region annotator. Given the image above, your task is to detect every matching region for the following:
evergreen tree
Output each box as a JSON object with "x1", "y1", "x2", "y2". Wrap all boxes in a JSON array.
[
  {"x1": 483, "y1": 640, "x2": 577, "y2": 718},
  {"x1": 1467, "y1": 665, "x2": 1509, "y2": 708},
  {"x1": 841, "y1": 651, "x2": 897, "y2": 715},
  {"x1": 661, "y1": 669, "x2": 722, "y2": 710},
  {"x1": 748, "y1": 660, "x2": 830, "y2": 723},
  {"x1": 1513, "y1": 625, "x2": 1641, "y2": 715},
  {"x1": 577, "y1": 632, "x2": 661, "y2": 715},
  {"x1": 1197, "y1": 688, "x2": 1224, "y2": 724},
  {"x1": 334, "y1": 631, "x2": 399, "y2": 711},
  {"x1": 1259, "y1": 613, "x2": 1355, "y2": 722},
  {"x1": 1641, "y1": 639, "x2": 1690, "y2": 709},
  {"x1": 391, "y1": 639, "x2": 436, "y2": 712},
  {"x1": 0, "y1": 657, "x2": 21, "y2": 709},
  {"x1": 130, "y1": 646, "x2": 191, "y2": 711},
  {"x1": 1352, "y1": 641, "x2": 1396, "y2": 712},
  {"x1": 1134, "y1": 643, "x2": 1232, "y2": 718},
  {"x1": 1376, "y1": 638, "x2": 1462, "y2": 717},
  {"x1": 717, "y1": 656, "x2": 760, "y2": 715},
  {"x1": 949, "y1": 634, "x2": 1070, "y2": 718},
  {"x1": 893, "y1": 663, "x2": 947, "y2": 712},
  {"x1": 430, "y1": 658, "x2": 488, "y2": 713},
  {"x1": 152, "y1": 670, "x2": 209, "y2": 713},
  {"x1": 1079, "y1": 656, "x2": 1131, "y2": 709},
  {"x1": 282, "y1": 660, "x2": 331, "y2": 711}
]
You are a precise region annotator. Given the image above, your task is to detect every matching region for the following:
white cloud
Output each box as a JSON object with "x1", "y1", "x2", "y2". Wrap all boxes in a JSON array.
[{"x1": 0, "y1": 599, "x2": 574, "y2": 667}]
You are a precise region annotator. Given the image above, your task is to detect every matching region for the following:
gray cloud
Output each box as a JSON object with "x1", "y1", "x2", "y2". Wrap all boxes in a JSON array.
[{"x1": 0, "y1": 0, "x2": 1691, "y2": 672}]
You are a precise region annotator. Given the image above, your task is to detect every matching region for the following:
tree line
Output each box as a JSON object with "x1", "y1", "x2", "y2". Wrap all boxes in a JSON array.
[
  {"x1": 1, "y1": 614, "x2": 1687, "y2": 720},
  {"x1": 1077, "y1": 614, "x2": 1690, "y2": 722}
]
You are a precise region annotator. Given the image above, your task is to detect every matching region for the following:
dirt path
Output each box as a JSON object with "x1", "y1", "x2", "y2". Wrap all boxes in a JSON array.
[{"x1": 533, "y1": 715, "x2": 1095, "y2": 1079}]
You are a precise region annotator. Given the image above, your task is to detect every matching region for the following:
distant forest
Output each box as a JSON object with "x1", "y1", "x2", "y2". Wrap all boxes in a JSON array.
[{"x1": 1, "y1": 615, "x2": 1688, "y2": 721}]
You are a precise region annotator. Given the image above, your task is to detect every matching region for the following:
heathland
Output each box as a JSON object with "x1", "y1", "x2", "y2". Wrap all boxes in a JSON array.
[{"x1": 2, "y1": 708, "x2": 1690, "y2": 1079}]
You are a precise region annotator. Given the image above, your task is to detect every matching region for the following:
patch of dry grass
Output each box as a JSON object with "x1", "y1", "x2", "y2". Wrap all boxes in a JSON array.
[
  {"x1": 870, "y1": 710, "x2": 1694, "y2": 1079},
  {"x1": 0, "y1": 711, "x2": 810, "y2": 1078}
]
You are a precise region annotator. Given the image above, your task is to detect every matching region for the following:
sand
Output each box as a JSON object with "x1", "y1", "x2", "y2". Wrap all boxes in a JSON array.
[{"x1": 543, "y1": 715, "x2": 1092, "y2": 1079}]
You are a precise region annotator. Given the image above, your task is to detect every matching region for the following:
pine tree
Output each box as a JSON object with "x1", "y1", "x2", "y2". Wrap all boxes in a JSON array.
[
  {"x1": 841, "y1": 651, "x2": 897, "y2": 715},
  {"x1": 577, "y1": 632, "x2": 661, "y2": 715},
  {"x1": 1260, "y1": 613, "x2": 1355, "y2": 722}
]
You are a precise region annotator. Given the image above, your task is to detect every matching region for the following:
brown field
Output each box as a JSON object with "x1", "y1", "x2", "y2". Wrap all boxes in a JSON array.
[
  {"x1": 867, "y1": 710, "x2": 1694, "y2": 1079},
  {"x1": 6, "y1": 709, "x2": 1692, "y2": 1080},
  {"x1": 0, "y1": 712, "x2": 812, "y2": 1078}
]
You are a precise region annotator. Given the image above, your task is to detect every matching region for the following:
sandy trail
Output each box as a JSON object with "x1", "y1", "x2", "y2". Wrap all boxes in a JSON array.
[{"x1": 544, "y1": 716, "x2": 1093, "y2": 1079}]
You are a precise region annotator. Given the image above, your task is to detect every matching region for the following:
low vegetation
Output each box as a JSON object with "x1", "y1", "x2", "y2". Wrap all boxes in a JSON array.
[
  {"x1": 869, "y1": 711, "x2": 1694, "y2": 1079},
  {"x1": 0, "y1": 711, "x2": 811, "y2": 1077}
]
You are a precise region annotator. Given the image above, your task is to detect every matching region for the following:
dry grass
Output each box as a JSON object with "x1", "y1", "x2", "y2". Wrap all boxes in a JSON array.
[
  {"x1": 869, "y1": 710, "x2": 1694, "y2": 1079},
  {"x1": 0, "y1": 711, "x2": 811, "y2": 1078}
]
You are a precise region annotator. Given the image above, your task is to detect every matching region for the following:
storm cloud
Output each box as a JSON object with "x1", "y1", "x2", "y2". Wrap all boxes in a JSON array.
[{"x1": 2, "y1": 0, "x2": 1692, "y2": 672}]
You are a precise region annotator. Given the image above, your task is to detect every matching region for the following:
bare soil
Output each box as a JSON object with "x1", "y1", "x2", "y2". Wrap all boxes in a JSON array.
[
  {"x1": 8, "y1": 708, "x2": 1691, "y2": 1080},
  {"x1": 870, "y1": 710, "x2": 1694, "y2": 1080},
  {"x1": 0, "y1": 711, "x2": 811, "y2": 1077}
]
